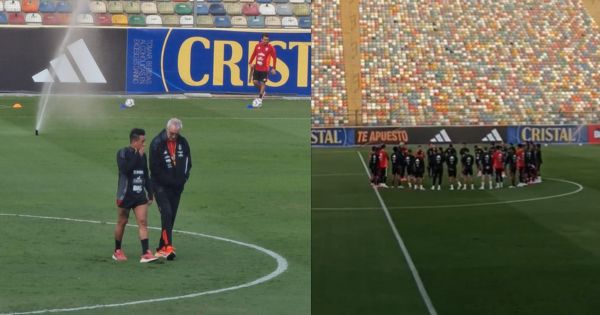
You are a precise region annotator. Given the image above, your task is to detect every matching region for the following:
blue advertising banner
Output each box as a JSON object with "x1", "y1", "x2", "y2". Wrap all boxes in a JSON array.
[
  {"x1": 311, "y1": 128, "x2": 356, "y2": 146},
  {"x1": 507, "y1": 125, "x2": 588, "y2": 144},
  {"x1": 126, "y1": 29, "x2": 310, "y2": 95}
]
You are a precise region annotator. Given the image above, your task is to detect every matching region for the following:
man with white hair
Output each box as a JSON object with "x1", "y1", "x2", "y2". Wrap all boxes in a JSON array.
[{"x1": 149, "y1": 118, "x2": 192, "y2": 260}]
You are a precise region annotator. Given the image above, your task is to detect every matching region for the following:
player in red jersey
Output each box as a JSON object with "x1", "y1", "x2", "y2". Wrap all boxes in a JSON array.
[
  {"x1": 377, "y1": 144, "x2": 389, "y2": 188},
  {"x1": 492, "y1": 145, "x2": 505, "y2": 188},
  {"x1": 249, "y1": 33, "x2": 277, "y2": 107},
  {"x1": 516, "y1": 144, "x2": 527, "y2": 187}
]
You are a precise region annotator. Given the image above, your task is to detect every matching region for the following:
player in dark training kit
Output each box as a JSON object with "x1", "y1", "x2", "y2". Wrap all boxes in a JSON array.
[
  {"x1": 390, "y1": 146, "x2": 403, "y2": 189},
  {"x1": 446, "y1": 149, "x2": 459, "y2": 190},
  {"x1": 430, "y1": 148, "x2": 444, "y2": 190},
  {"x1": 113, "y1": 128, "x2": 158, "y2": 263},
  {"x1": 413, "y1": 153, "x2": 426, "y2": 190},
  {"x1": 480, "y1": 148, "x2": 493, "y2": 190},
  {"x1": 461, "y1": 148, "x2": 476, "y2": 190},
  {"x1": 369, "y1": 146, "x2": 380, "y2": 186},
  {"x1": 426, "y1": 144, "x2": 436, "y2": 178},
  {"x1": 505, "y1": 145, "x2": 518, "y2": 188},
  {"x1": 404, "y1": 149, "x2": 416, "y2": 189}
]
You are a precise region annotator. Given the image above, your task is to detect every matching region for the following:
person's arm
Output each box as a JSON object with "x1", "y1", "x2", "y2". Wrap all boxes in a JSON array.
[
  {"x1": 117, "y1": 148, "x2": 139, "y2": 175},
  {"x1": 270, "y1": 45, "x2": 277, "y2": 74},
  {"x1": 143, "y1": 154, "x2": 154, "y2": 202},
  {"x1": 249, "y1": 45, "x2": 257, "y2": 65},
  {"x1": 184, "y1": 140, "x2": 192, "y2": 181}
]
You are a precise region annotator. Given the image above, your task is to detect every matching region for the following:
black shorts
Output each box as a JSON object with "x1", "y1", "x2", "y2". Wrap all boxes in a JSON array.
[
  {"x1": 482, "y1": 167, "x2": 493, "y2": 175},
  {"x1": 462, "y1": 167, "x2": 473, "y2": 176},
  {"x1": 392, "y1": 166, "x2": 400, "y2": 175},
  {"x1": 509, "y1": 166, "x2": 517, "y2": 174},
  {"x1": 253, "y1": 70, "x2": 268, "y2": 83},
  {"x1": 118, "y1": 194, "x2": 148, "y2": 210},
  {"x1": 448, "y1": 169, "x2": 457, "y2": 177},
  {"x1": 414, "y1": 171, "x2": 424, "y2": 178}
]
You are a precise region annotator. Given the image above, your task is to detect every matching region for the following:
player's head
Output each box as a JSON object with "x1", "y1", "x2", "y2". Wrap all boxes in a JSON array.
[
  {"x1": 407, "y1": 149, "x2": 413, "y2": 154},
  {"x1": 371, "y1": 146, "x2": 377, "y2": 152},
  {"x1": 166, "y1": 118, "x2": 183, "y2": 140},
  {"x1": 464, "y1": 148, "x2": 470, "y2": 153},
  {"x1": 129, "y1": 128, "x2": 146, "y2": 149},
  {"x1": 381, "y1": 144, "x2": 386, "y2": 149},
  {"x1": 393, "y1": 146, "x2": 399, "y2": 152},
  {"x1": 261, "y1": 33, "x2": 269, "y2": 44},
  {"x1": 448, "y1": 143, "x2": 453, "y2": 148}
]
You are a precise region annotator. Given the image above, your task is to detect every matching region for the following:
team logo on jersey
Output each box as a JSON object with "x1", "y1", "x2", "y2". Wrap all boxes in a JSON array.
[
  {"x1": 430, "y1": 129, "x2": 452, "y2": 143},
  {"x1": 482, "y1": 129, "x2": 504, "y2": 142},
  {"x1": 32, "y1": 39, "x2": 106, "y2": 83}
]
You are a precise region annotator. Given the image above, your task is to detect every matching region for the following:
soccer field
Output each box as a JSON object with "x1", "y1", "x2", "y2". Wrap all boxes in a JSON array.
[
  {"x1": 0, "y1": 96, "x2": 310, "y2": 314},
  {"x1": 312, "y1": 145, "x2": 600, "y2": 315}
]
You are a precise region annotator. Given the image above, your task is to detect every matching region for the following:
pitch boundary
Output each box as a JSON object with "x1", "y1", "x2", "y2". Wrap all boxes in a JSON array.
[
  {"x1": 312, "y1": 178, "x2": 583, "y2": 211},
  {"x1": 0, "y1": 213, "x2": 288, "y2": 315}
]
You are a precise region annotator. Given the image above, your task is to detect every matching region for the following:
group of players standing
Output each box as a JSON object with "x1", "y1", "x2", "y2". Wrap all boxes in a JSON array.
[{"x1": 369, "y1": 142, "x2": 543, "y2": 191}]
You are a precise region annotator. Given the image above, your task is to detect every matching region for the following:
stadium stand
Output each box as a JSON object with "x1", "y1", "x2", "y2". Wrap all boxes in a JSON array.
[
  {"x1": 0, "y1": 0, "x2": 311, "y2": 28},
  {"x1": 312, "y1": 0, "x2": 600, "y2": 127},
  {"x1": 312, "y1": 0, "x2": 349, "y2": 126}
]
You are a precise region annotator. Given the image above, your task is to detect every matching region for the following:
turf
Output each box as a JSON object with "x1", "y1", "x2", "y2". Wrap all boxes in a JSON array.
[
  {"x1": 0, "y1": 96, "x2": 310, "y2": 314},
  {"x1": 312, "y1": 145, "x2": 600, "y2": 315}
]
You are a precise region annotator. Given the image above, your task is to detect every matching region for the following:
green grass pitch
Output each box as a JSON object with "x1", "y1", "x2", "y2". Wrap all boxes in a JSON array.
[
  {"x1": 0, "y1": 96, "x2": 309, "y2": 314},
  {"x1": 312, "y1": 145, "x2": 600, "y2": 315}
]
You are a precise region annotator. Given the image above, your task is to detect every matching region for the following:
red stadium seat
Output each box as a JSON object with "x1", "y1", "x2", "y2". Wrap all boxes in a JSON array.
[
  {"x1": 22, "y1": 0, "x2": 40, "y2": 13},
  {"x1": 8, "y1": 12, "x2": 26, "y2": 24},
  {"x1": 94, "y1": 13, "x2": 112, "y2": 25}
]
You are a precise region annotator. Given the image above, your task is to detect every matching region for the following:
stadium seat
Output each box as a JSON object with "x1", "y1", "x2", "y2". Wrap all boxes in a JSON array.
[
  {"x1": 22, "y1": 0, "x2": 39, "y2": 13},
  {"x1": 89, "y1": 1, "x2": 106, "y2": 13},
  {"x1": 157, "y1": 2, "x2": 173, "y2": 14},
  {"x1": 289, "y1": 0, "x2": 304, "y2": 3},
  {"x1": 0, "y1": 13, "x2": 8, "y2": 24},
  {"x1": 77, "y1": 13, "x2": 94, "y2": 24},
  {"x1": 42, "y1": 13, "x2": 62, "y2": 24},
  {"x1": 274, "y1": 0, "x2": 288, "y2": 3},
  {"x1": 246, "y1": 15, "x2": 264, "y2": 28},
  {"x1": 206, "y1": 0, "x2": 221, "y2": 2},
  {"x1": 265, "y1": 15, "x2": 280, "y2": 27},
  {"x1": 55, "y1": 0, "x2": 71, "y2": 12},
  {"x1": 140, "y1": 2, "x2": 156, "y2": 14},
  {"x1": 208, "y1": 3, "x2": 224, "y2": 15},
  {"x1": 178, "y1": 14, "x2": 192, "y2": 26},
  {"x1": 145, "y1": 14, "x2": 162, "y2": 26},
  {"x1": 298, "y1": 15, "x2": 309, "y2": 28},
  {"x1": 256, "y1": 0, "x2": 272, "y2": 3},
  {"x1": 7, "y1": 12, "x2": 24, "y2": 23},
  {"x1": 213, "y1": 15, "x2": 231, "y2": 27},
  {"x1": 123, "y1": 1, "x2": 139, "y2": 14},
  {"x1": 107, "y1": 1, "x2": 123, "y2": 14},
  {"x1": 38, "y1": 0, "x2": 55, "y2": 12},
  {"x1": 224, "y1": 2, "x2": 241, "y2": 15},
  {"x1": 239, "y1": 0, "x2": 253, "y2": 2},
  {"x1": 4, "y1": 0, "x2": 21, "y2": 13},
  {"x1": 174, "y1": 2, "x2": 191, "y2": 15},
  {"x1": 196, "y1": 3, "x2": 208, "y2": 15},
  {"x1": 93, "y1": 12, "x2": 111, "y2": 25},
  {"x1": 230, "y1": 15, "x2": 245, "y2": 27},
  {"x1": 196, "y1": 15, "x2": 212, "y2": 27},
  {"x1": 276, "y1": 3, "x2": 292, "y2": 15},
  {"x1": 25, "y1": 12, "x2": 41, "y2": 23},
  {"x1": 0, "y1": 1, "x2": 3, "y2": 11},
  {"x1": 292, "y1": 3, "x2": 309, "y2": 16},
  {"x1": 281, "y1": 16, "x2": 297, "y2": 28},
  {"x1": 241, "y1": 3, "x2": 258, "y2": 16},
  {"x1": 162, "y1": 14, "x2": 179, "y2": 25},
  {"x1": 111, "y1": 13, "x2": 127, "y2": 24},
  {"x1": 258, "y1": 3, "x2": 275, "y2": 15},
  {"x1": 128, "y1": 14, "x2": 145, "y2": 26},
  {"x1": 172, "y1": 0, "x2": 186, "y2": 2}
]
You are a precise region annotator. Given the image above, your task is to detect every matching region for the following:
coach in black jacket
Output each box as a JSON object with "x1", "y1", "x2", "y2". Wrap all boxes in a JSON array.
[{"x1": 149, "y1": 118, "x2": 192, "y2": 260}]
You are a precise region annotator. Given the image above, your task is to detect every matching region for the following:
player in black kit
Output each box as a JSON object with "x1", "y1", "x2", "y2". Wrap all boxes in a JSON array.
[
  {"x1": 480, "y1": 147, "x2": 493, "y2": 190},
  {"x1": 413, "y1": 153, "x2": 426, "y2": 191},
  {"x1": 369, "y1": 146, "x2": 379, "y2": 186},
  {"x1": 461, "y1": 148, "x2": 476, "y2": 190},
  {"x1": 113, "y1": 128, "x2": 158, "y2": 263},
  {"x1": 446, "y1": 149, "x2": 459, "y2": 190},
  {"x1": 390, "y1": 146, "x2": 403, "y2": 189},
  {"x1": 430, "y1": 148, "x2": 444, "y2": 190}
]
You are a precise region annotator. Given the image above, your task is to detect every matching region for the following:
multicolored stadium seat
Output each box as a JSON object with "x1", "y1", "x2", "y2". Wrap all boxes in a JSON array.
[
  {"x1": 313, "y1": 0, "x2": 600, "y2": 127},
  {"x1": 0, "y1": 0, "x2": 311, "y2": 28}
]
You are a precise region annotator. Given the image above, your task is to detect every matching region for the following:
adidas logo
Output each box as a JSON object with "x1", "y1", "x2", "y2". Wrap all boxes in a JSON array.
[
  {"x1": 430, "y1": 129, "x2": 452, "y2": 143},
  {"x1": 482, "y1": 129, "x2": 504, "y2": 142},
  {"x1": 32, "y1": 39, "x2": 106, "y2": 84}
]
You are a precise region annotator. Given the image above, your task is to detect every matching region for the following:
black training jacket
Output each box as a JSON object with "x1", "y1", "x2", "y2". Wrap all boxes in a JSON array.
[{"x1": 149, "y1": 129, "x2": 192, "y2": 191}]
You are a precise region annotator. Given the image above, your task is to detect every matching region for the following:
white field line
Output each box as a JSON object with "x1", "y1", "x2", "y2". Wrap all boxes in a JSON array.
[
  {"x1": 312, "y1": 178, "x2": 583, "y2": 211},
  {"x1": 357, "y1": 152, "x2": 438, "y2": 315},
  {"x1": 0, "y1": 213, "x2": 288, "y2": 315}
]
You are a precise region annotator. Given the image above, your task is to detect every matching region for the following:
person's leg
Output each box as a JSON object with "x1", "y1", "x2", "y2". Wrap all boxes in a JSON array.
[
  {"x1": 114, "y1": 207, "x2": 129, "y2": 250},
  {"x1": 154, "y1": 186, "x2": 174, "y2": 250},
  {"x1": 259, "y1": 81, "x2": 266, "y2": 99},
  {"x1": 133, "y1": 203, "x2": 149, "y2": 254}
]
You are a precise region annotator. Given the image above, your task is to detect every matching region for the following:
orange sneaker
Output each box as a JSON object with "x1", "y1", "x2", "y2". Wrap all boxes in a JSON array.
[
  {"x1": 165, "y1": 245, "x2": 176, "y2": 261},
  {"x1": 112, "y1": 249, "x2": 127, "y2": 261},
  {"x1": 140, "y1": 250, "x2": 158, "y2": 263}
]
